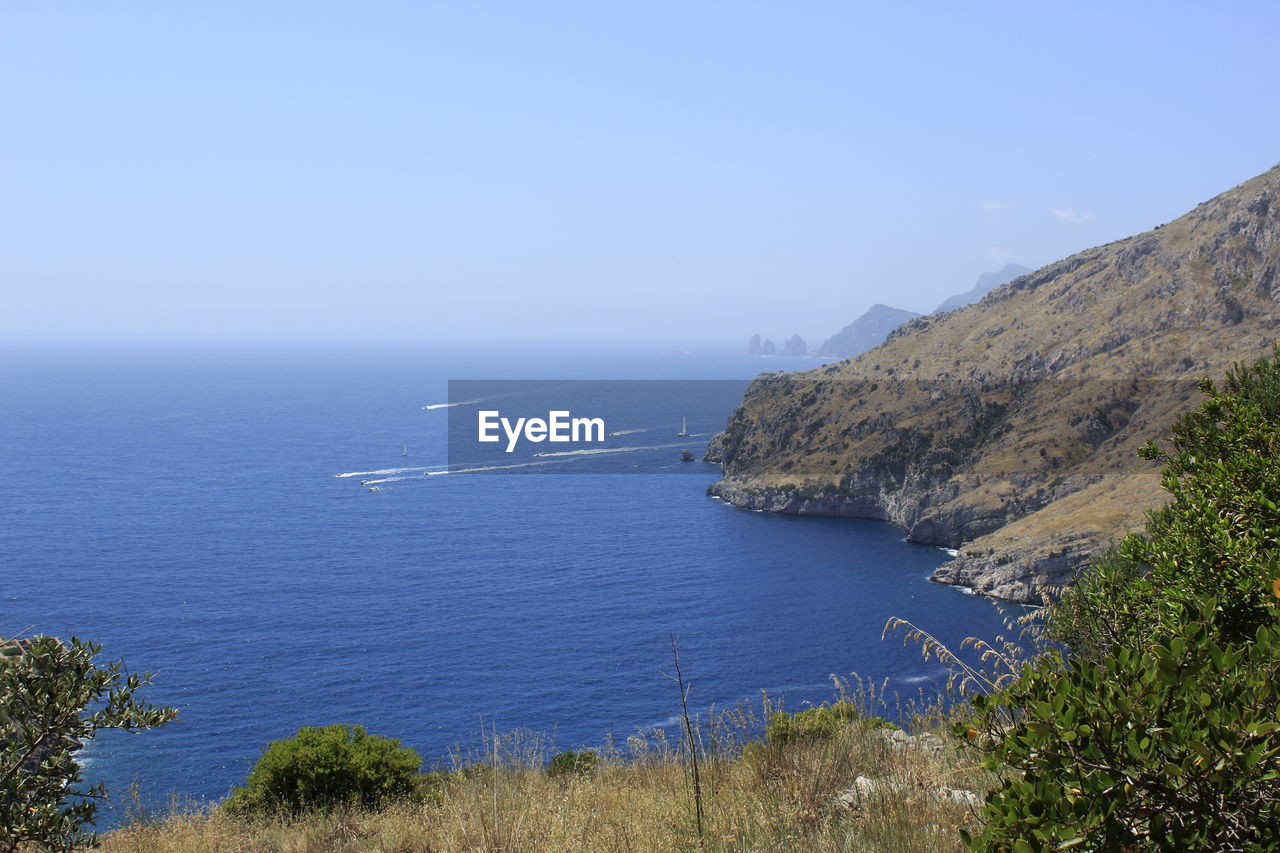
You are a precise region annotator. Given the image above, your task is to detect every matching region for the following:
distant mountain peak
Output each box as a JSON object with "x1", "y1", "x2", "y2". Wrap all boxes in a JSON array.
[
  {"x1": 935, "y1": 263, "x2": 1033, "y2": 313},
  {"x1": 816, "y1": 305, "x2": 920, "y2": 358}
]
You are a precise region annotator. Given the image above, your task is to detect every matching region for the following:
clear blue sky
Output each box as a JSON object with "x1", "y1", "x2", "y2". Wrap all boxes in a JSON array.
[{"x1": 3, "y1": 1, "x2": 1277, "y2": 348}]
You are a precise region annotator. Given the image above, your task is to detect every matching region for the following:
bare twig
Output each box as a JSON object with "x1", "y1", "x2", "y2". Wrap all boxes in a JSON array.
[{"x1": 669, "y1": 637, "x2": 705, "y2": 847}]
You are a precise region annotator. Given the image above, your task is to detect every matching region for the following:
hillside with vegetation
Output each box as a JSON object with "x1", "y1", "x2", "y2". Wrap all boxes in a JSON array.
[{"x1": 708, "y1": 164, "x2": 1280, "y2": 603}]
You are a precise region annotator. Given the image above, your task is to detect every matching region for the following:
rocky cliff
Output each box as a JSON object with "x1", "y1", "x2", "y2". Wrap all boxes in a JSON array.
[{"x1": 708, "y1": 164, "x2": 1280, "y2": 603}]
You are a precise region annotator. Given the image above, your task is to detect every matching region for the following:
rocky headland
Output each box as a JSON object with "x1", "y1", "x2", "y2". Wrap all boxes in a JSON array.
[{"x1": 708, "y1": 164, "x2": 1280, "y2": 603}]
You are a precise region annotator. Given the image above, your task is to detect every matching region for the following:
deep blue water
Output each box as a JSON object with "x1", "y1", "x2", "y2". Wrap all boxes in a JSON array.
[{"x1": 0, "y1": 344, "x2": 1018, "y2": 825}]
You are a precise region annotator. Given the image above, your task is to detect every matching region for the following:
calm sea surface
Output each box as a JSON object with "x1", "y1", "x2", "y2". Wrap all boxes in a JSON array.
[{"x1": 0, "y1": 344, "x2": 1018, "y2": 824}]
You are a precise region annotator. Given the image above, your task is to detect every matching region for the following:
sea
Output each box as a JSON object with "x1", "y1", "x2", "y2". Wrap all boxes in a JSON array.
[{"x1": 0, "y1": 343, "x2": 1022, "y2": 825}]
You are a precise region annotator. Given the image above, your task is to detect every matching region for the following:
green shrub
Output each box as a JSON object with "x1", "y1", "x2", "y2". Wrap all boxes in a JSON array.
[
  {"x1": 763, "y1": 701, "x2": 889, "y2": 746},
  {"x1": 224, "y1": 723, "x2": 421, "y2": 816},
  {"x1": 545, "y1": 749, "x2": 599, "y2": 778},
  {"x1": 1047, "y1": 548, "x2": 1147, "y2": 662}
]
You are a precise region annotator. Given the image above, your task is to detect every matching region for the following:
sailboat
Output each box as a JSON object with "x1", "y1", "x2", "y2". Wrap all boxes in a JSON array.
[
  {"x1": 402, "y1": 445, "x2": 409, "y2": 457},
  {"x1": 675, "y1": 416, "x2": 689, "y2": 437}
]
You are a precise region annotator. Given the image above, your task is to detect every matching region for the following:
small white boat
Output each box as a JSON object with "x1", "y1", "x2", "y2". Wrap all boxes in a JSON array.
[
  {"x1": 368, "y1": 486, "x2": 381, "y2": 492},
  {"x1": 675, "y1": 416, "x2": 690, "y2": 437}
]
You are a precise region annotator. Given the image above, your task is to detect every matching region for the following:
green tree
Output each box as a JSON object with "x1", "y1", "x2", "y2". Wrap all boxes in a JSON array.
[
  {"x1": 1123, "y1": 350, "x2": 1280, "y2": 640},
  {"x1": 1052, "y1": 346, "x2": 1280, "y2": 652},
  {"x1": 0, "y1": 635, "x2": 177, "y2": 853},
  {"x1": 224, "y1": 723, "x2": 422, "y2": 815},
  {"x1": 967, "y1": 348, "x2": 1280, "y2": 851}
]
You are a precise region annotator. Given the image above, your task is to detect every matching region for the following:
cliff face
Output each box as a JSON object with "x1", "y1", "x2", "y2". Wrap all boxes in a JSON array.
[{"x1": 708, "y1": 164, "x2": 1280, "y2": 603}]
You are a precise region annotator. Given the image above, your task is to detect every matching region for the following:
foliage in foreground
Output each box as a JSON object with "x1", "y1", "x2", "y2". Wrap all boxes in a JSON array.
[
  {"x1": 0, "y1": 635, "x2": 177, "y2": 853},
  {"x1": 967, "y1": 349, "x2": 1280, "y2": 851},
  {"x1": 223, "y1": 723, "x2": 422, "y2": 816},
  {"x1": 967, "y1": 601, "x2": 1280, "y2": 849}
]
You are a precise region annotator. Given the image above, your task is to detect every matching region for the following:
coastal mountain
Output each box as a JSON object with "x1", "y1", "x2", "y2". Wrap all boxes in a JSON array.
[
  {"x1": 935, "y1": 263, "x2": 1033, "y2": 313},
  {"x1": 816, "y1": 304, "x2": 920, "y2": 357},
  {"x1": 708, "y1": 163, "x2": 1280, "y2": 603}
]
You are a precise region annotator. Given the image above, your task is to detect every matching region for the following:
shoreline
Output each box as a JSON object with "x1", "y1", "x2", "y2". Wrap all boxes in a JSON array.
[{"x1": 704, "y1": 477, "x2": 1079, "y2": 605}]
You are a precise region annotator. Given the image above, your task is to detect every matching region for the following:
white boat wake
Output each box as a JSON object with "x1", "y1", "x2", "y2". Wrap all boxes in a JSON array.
[
  {"x1": 425, "y1": 460, "x2": 560, "y2": 475},
  {"x1": 422, "y1": 390, "x2": 527, "y2": 410},
  {"x1": 532, "y1": 442, "x2": 687, "y2": 458},
  {"x1": 421, "y1": 400, "x2": 476, "y2": 410},
  {"x1": 341, "y1": 438, "x2": 700, "y2": 484},
  {"x1": 333, "y1": 465, "x2": 448, "y2": 478}
]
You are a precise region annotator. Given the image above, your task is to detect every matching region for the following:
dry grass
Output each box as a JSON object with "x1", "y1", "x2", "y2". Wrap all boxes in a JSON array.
[
  {"x1": 99, "y1": 691, "x2": 994, "y2": 853},
  {"x1": 958, "y1": 469, "x2": 1165, "y2": 562}
]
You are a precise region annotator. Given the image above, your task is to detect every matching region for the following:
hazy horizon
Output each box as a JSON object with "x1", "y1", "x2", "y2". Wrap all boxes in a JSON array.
[{"x1": 4, "y1": 2, "x2": 1277, "y2": 349}]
